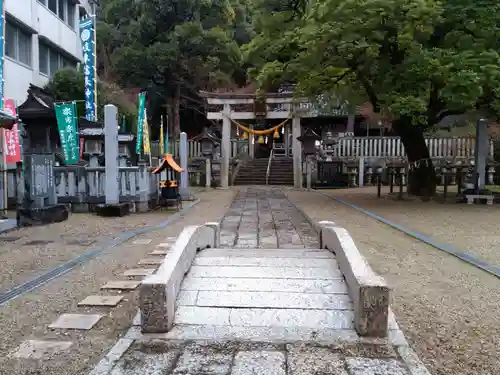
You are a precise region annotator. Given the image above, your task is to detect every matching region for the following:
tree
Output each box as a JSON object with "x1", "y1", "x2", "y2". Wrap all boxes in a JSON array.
[
  {"x1": 45, "y1": 68, "x2": 137, "y2": 132},
  {"x1": 99, "y1": 0, "x2": 246, "y2": 139},
  {"x1": 245, "y1": 0, "x2": 500, "y2": 195}
]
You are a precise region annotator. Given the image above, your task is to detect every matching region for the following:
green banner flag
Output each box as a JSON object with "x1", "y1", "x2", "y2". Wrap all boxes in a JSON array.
[
  {"x1": 54, "y1": 102, "x2": 79, "y2": 164},
  {"x1": 136, "y1": 92, "x2": 146, "y2": 154}
]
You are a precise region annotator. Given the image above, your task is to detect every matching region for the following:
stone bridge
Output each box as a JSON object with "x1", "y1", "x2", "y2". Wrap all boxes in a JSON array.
[{"x1": 93, "y1": 187, "x2": 428, "y2": 375}]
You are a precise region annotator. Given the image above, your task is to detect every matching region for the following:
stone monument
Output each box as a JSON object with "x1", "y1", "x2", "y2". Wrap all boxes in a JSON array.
[
  {"x1": 95, "y1": 104, "x2": 131, "y2": 216},
  {"x1": 18, "y1": 153, "x2": 69, "y2": 226}
]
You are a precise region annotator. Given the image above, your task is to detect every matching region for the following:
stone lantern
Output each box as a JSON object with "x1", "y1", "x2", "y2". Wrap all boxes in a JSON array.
[
  {"x1": 84, "y1": 139, "x2": 103, "y2": 167},
  {"x1": 196, "y1": 128, "x2": 219, "y2": 188},
  {"x1": 297, "y1": 128, "x2": 321, "y2": 190},
  {"x1": 297, "y1": 128, "x2": 321, "y2": 155}
]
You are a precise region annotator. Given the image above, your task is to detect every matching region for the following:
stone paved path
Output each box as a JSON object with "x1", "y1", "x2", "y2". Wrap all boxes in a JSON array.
[
  {"x1": 94, "y1": 187, "x2": 426, "y2": 375},
  {"x1": 220, "y1": 186, "x2": 318, "y2": 248}
]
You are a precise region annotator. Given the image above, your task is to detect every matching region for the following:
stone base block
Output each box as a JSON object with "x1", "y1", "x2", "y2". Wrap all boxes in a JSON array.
[
  {"x1": 95, "y1": 203, "x2": 130, "y2": 217},
  {"x1": 71, "y1": 203, "x2": 89, "y2": 213},
  {"x1": 134, "y1": 201, "x2": 149, "y2": 213},
  {"x1": 18, "y1": 204, "x2": 69, "y2": 227}
]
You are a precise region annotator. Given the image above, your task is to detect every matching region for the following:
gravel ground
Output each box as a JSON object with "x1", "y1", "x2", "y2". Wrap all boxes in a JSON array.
[
  {"x1": 324, "y1": 186, "x2": 500, "y2": 268},
  {"x1": 0, "y1": 188, "x2": 236, "y2": 375},
  {"x1": 286, "y1": 189, "x2": 500, "y2": 375},
  {"x1": 0, "y1": 211, "x2": 175, "y2": 294}
]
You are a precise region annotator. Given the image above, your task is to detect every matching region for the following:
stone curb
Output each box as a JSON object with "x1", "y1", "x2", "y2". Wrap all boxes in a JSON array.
[
  {"x1": 87, "y1": 327, "x2": 136, "y2": 375},
  {"x1": 318, "y1": 222, "x2": 391, "y2": 338},
  {"x1": 139, "y1": 222, "x2": 221, "y2": 333}
]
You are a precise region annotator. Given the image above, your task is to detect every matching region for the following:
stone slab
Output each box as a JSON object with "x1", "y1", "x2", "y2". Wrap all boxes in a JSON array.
[
  {"x1": 188, "y1": 265, "x2": 342, "y2": 279},
  {"x1": 138, "y1": 258, "x2": 163, "y2": 265},
  {"x1": 195, "y1": 291, "x2": 352, "y2": 310},
  {"x1": 229, "y1": 308, "x2": 354, "y2": 330},
  {"x1": 101, "y1": 280, "x2": 141, "y2": 290},
  {"x1": 123, "y1": 268, "x2": 156, "y2": 277},
  {"x1": 198, "y1": 248, "x2": 333, "y2": 259},
  {"x1": 156, "y1": 239, "x2": 175, "y2": 248},
  {"x1": 346, "y1": 357, "x2": 409, "y2": 375},
  {"x1": 287, "y1": 346, "x2": 347, "y2": 375},
  {"x1": 132, "y1": 239, "x2": 152, "y2": 245},
  {"x1": 172, "y1": 345, "x2": 233, "y2": 374},
  {"x1": 49, "y1": 314, "x2": 102, "y2": 330},
  {"x1": 10, "y1": 340, "x2": 73, "y2": 359},
  {"x1": 149, "y1": 250, "x2": 168, "y2": 255},
  {"x1": 181, "y1": 277, "x2": 349, "y2": 294},
  {"x1": 177, "y1": 291, "x2": 199, "y2": 306},
  {"x1": 193, "y1": 256, "x2": 338, "y2": 268},
  {"x1": 160, "y1": 324, "x2": 360, "y2": 343},
  {"x1": 175, "y1": 306, "x2": 231, "y2": 326},
  {"x1": 232, "y1": 351, "x2": 286, "y2": 375},
  {"x1": 78, "y1": 295, "x2": 124, "y2": 306},
  {"x1": 234, "y1": 240, "x2": 259, "y2": 248},
  {"x1": 111, "y1": 350, "x2": 179, "y2": 375},
  {"x1": 174, "y1": 306, "x2": 354, "y2": 330}
]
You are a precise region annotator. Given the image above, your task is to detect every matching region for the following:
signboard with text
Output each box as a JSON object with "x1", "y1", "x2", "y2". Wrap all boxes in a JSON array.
[
  {"x1": 54, "y1": 102, "x2": 79, "y2": 164},
  {"x1": 2, "y1": 99, "x2": 21, "y2": 163},
  {"x1": 79, "y1": 17, "x2": 97, "y2": 121}
]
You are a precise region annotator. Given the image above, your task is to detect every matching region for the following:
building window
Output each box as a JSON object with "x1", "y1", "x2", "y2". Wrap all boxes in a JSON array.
[
  {"x1": 39, "y1": 43, "x2": 49, "y2": 75},
  {"x1": 39, "y1": 0, "x2": 75, "y2": 28},
  {"x1": 48, "y1": 0, "x2": 57, "y2": 14},
  {"x1": 67, "y1": 2, "x2": 75, "y2": 29},
  {"x1": 58, "y1": 0, "x2": 65, "y2": 19},
  {"x1": 39, "y1": 41, "x2": 77, "y2": 77},
  {"x1": 5, "y1": 21, "x2": 32, "y2": 67}
]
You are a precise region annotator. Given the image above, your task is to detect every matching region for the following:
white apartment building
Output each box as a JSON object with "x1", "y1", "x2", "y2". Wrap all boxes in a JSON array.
[{"x1": 4, "y1": 0, "x2": 97, "y2": 105}]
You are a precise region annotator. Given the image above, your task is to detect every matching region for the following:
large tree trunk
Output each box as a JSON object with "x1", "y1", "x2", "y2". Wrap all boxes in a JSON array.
[{"x1": 391, "y1": 117, "x2": 436, "y2": 197}]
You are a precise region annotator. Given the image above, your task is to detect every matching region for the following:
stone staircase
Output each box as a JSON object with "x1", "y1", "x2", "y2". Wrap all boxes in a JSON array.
[{"x1": 234, "y1": 157, "x2": 294, "y2": 186}]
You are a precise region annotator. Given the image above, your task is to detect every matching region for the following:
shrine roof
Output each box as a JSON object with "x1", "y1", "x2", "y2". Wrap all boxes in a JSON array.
[{"x1": 18, "y1": 84, "x2": 56, "y2": 119}]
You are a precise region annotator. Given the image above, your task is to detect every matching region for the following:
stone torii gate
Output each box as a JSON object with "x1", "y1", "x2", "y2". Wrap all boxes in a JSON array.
[{"x1": 200, "y1": 91, "x2": 310, "y2": 189}]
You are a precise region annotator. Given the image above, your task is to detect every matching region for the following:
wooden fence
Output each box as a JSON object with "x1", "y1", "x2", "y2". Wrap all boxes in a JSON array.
[
  {"x1": 151, "y1": 136, "x2": 491, "y2": 159},
  {"x1": 331, "y1": 136, "x2": 492, "y2": 159}
]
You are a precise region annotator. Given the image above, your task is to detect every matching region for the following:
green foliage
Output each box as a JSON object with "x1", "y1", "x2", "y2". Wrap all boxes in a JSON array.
[
  {"x1": 96, "y1": 0, "x2": 254, "y2": 135},
  {"x1": 245, "y1": 0, "x2": 500, "y2": 128},
  {"x1": 101, "y1": 0, "x2": 247, "y2": 89},
  {"x1": 44, "y1": 68, "x2": 137, "y2": 132}
]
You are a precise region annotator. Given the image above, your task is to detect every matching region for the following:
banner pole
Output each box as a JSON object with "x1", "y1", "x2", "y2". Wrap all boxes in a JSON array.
[
  {"x1": 1, "y1": 0, "x2": 6, "y2": 216},
  {"x1": 1, "y1": 131, "x2": 7, "y2": 217}
]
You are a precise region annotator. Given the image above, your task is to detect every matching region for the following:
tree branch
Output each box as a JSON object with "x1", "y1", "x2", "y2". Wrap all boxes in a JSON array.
[
  {"x1": 306, "y1": 68, "x2": 353, "y2": 86},
  {"x1": 356, "y1": 71, "x2": 379, "y2": 112},
  {"x1": 436, "y1": 109, "x2": 466, "y2": 123}
]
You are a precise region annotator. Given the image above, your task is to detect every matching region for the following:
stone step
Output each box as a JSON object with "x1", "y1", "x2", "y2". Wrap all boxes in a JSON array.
[
  {"x1": 160, "y1": 323, "x2": 359, "y2": 343},
  {"x1": 187, "y1": 265, "x2": 343, "y2": 279},
  {"x1": 189, "y1": 291, "x2": 353, "y2": 310},
  {"x1": 193, "y1": 255, "x2": 338, "y2": 268},
  {"x1": 181, "y1": 275, "x2": 347, "y2": 294},
  {"x1": 198, "y1": 248, "x2": 328, "y2": 257},
  {"x1": 174, "y1": 306, "x2": 354, "y2": 329}
]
